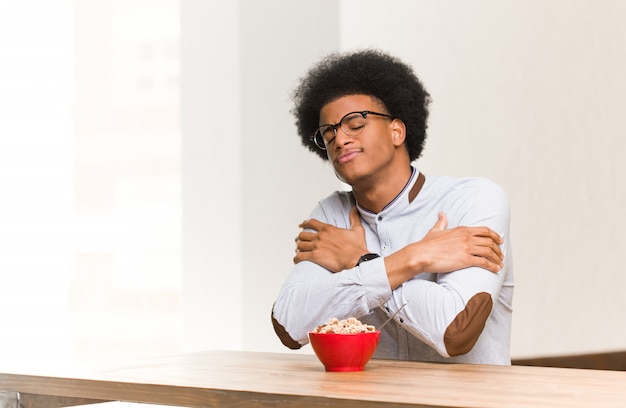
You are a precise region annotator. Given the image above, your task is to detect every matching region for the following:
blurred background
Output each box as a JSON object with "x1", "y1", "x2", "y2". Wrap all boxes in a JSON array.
[
  {"x1": 1, "y1": 0, "x2": 625, "y2": 367},
  {"x1": 0, "y1": 0, "x2": 181, "y2": 365}
]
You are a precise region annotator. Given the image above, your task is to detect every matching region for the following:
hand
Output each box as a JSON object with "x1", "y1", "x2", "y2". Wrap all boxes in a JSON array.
[
  {"x1": 385, "y1": 212, "x2": 504, "y2": 289},
  {"x1": 294, "y1": 207, "x2": 368, "y2": 272},
  {"x1": 416, "y1": 212, "x2": 504, "y2": 273}
]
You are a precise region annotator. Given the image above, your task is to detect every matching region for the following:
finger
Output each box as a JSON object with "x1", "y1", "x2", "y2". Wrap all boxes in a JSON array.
[
  {"x1": 473, "y1": 236, "x2": 504, "y2": 260},
  {"x1": 293, "y1": 253, "x2": 304, "y2": 264},
  {"x1": 470, "y1": 226, "x2": 503, "y2": 244},
  {"x1": 483, "y1": 230, "x2": 503, "y2": 245},
  {"x1": 293, "y1": 250, "x2": 313, "y2": 264},
  {"x1": 298, "y1": 219, "x2": 312, "y2": 230},
  {"x1": 429, "y1": 211, "x2": 448, "y2": 232},
  {"x1": 470, "y1": 245, "x2": 504, "y2": 271},
  {"x1": 478, "y1": 249, "x2": 504, "y2": 270},
  {"x1": 299, "y1": 218, "x2": 325, "y2": 232},
  {"x1": 349, "y1": 206, "x2": 362, "y2": 229},
  {"x1": 476, "y1": 256, "x2": 503, "y2": 273},
  {"x1": 297, "y1": 231, "x2": 318, "y2": 243},
  {"x1": 296, "y1": 240, "x2": 315, "y2": 253}
]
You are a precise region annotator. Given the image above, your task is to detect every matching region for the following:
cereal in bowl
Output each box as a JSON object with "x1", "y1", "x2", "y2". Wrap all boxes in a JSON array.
[{"x1": 312, "y1": 317, "x2": 376, "y2": 334}]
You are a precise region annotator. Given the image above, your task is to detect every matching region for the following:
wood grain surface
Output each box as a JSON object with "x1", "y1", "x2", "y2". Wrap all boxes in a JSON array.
[{"x1": 1, "y1": 350, "x2": 626, "y2": 408}]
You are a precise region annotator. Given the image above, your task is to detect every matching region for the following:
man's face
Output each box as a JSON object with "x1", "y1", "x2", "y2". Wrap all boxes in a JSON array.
[{"x1": 318, "y1": 94, "x2": 404, "y2": 186}]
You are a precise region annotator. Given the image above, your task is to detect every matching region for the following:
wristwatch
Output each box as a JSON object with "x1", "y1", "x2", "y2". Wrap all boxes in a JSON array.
[{"x1": 356, "y1": 253, "x2": 380, "y2": 267}]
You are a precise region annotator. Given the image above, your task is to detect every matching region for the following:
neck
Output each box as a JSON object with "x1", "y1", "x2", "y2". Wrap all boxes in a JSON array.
[{"x1": 352, "y1": 165, "x2": 413, "y2": 213}]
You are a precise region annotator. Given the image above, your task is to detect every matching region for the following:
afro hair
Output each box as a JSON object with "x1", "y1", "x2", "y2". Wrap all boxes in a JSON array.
[{"x1": 291, "y1": 49, "x2": 431, "y2": 162}]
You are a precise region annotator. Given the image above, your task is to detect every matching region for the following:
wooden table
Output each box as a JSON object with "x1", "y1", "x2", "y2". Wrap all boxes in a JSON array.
[{"x1": 1, "y1": 350, "x2": 626, "y2": 408}]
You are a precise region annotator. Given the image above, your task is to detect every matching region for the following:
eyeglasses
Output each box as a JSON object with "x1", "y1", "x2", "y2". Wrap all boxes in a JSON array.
[{"x1": 310, "y1": 110, "x2": 396, "y2": 150}]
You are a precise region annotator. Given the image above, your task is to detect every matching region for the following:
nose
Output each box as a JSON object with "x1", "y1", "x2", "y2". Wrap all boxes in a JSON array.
[{"x1": 332, "y1": 127, "x2": 354, "y2": 148}]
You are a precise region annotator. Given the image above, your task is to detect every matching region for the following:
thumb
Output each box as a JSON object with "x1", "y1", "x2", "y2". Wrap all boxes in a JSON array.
[
  {"x1": 349, "y1": 206, "x2": 362, "y2": 230},
  {"x1": 429, "y1": 211, "x2": 448, "y2": 232}
]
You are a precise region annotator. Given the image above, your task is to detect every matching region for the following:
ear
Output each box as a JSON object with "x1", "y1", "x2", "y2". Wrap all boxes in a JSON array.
[{"x1": 390, "y1": 118, "x2": 406, "y2": 147}]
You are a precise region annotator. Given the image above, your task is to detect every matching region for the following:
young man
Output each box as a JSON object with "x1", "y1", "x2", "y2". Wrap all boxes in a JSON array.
[{"x1": 271, "y1": 49, "x2": 513, "y2": 364}]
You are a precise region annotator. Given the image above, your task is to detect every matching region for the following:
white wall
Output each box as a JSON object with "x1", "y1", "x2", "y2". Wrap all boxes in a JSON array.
[
  {"x1": 181, "y1": 0, "x2": 341, "y2": 353},
  {"x1": 180, "y1": 0, "x2": 243, "y2": 352},
  {"x1": 238, "y1": 1, "x2": 343, "y2": 352},
  {"x1": 0, "y1": 0, "x2": 184, "y2": 366},
  {"x1": 339, "y1": 0, "x2": 626, "y2": 357},
  {"x1": 182, "y1": 0, "x2": 626, "y2": 358}
]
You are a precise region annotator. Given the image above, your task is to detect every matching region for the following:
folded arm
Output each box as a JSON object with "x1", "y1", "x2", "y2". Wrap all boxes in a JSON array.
[{"x1": 273, "y1": 184, "x2": 510, "y2": 356}]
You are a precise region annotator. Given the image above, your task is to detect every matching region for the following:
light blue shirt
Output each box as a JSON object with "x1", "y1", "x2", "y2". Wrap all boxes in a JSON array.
[{"x1": 272, "y1": 167, "x2": 514, "y2": 364}]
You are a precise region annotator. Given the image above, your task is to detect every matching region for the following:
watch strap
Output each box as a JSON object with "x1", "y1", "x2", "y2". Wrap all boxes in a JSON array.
[{"x1": 356, "y1": 253, "x2": 380, "y2": 267}]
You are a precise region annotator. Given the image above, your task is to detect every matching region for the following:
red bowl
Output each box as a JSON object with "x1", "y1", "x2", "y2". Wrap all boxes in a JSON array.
[{"x1": 308, "y1": 331, "x2": 380, "y2": 372}]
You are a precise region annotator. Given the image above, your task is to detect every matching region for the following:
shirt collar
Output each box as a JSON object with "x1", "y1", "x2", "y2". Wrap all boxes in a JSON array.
[{"x1": 356, "y1": 166, "x2": 423, "y2": 222}]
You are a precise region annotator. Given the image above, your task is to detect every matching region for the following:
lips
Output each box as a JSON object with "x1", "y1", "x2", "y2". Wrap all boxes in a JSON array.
[{"x1": 335, "y1": 149, "x2": 362, "y2": 164}]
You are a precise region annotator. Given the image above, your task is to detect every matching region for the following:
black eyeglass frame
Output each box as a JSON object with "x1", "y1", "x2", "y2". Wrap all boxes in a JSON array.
[{"x1": 310, "y1": 110, "x2": 396, "y2": 150}]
